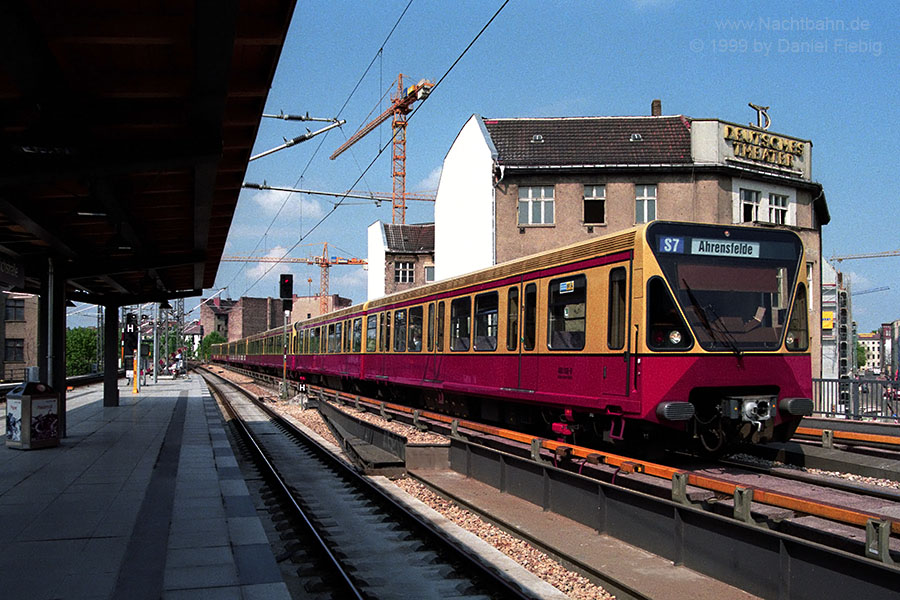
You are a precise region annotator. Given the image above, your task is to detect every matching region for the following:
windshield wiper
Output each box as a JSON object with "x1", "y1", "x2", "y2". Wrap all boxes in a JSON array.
[{"x1": 681, "y1": 279, "x2": 743, "y2": 358}]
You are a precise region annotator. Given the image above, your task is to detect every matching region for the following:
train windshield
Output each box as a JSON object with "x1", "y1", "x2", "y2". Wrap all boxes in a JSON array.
[{"x1": 648, "y1": 222, "x2": 804, "y2": 352}]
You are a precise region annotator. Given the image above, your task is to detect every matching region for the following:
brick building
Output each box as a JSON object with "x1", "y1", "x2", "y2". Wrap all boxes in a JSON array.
[
  {"x1": 290, "y1": 294, "x2": 352, "y2": 321},
  {"x1": 367, "y1": 222, "x2": 435, "y2": 299},
  {"x1": 434, "y1": 104, "x2": 830, "y2": 375},
  {"x1": 200, "y1": 294, "x2": 351, "y2": 342},
  {"x1": 1, "y1": 292, "x2": 39, "y2": 381}
]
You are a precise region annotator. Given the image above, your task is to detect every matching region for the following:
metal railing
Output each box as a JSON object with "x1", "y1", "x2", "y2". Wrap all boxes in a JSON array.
[{"x1": 813, "y1": 377, "x2": 900, "y2": 422}]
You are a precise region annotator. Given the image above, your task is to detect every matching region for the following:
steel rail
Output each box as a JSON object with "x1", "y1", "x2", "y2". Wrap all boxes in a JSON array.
[
  {"x1": 203, "y1": 369, "x2": 535, "y2": 600},
  {"x1": 795, "y1": 425, "x2": 900, "y2": 448},
  {"x1": 309, "y1": 384, "x2": 900, "y2": 536},
  {"x1": 204, "y1": 374, "x2": 364, "y2": 599}
]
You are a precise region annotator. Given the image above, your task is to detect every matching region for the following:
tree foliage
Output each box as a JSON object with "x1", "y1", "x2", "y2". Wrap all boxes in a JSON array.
[
  {"x1": 856, "y1": 342, "x2": 868, "y2": 371},
  {"x1": 66, "y1": 327, "x2": 98, "y2": 376},
  {"x1": 199, "y1": 331, "x2": 227, "y2": 361}
]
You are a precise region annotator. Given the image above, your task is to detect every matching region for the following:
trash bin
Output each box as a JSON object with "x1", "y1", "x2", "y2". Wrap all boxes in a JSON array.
[{"x1": 5, "y1": 382, "x2": 60, "y2": 450}]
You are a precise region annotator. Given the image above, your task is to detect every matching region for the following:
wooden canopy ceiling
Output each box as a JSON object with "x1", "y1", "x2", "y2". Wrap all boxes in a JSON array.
[{"x1": 0, "y1": 0, "x2": 296, "y2": 305}]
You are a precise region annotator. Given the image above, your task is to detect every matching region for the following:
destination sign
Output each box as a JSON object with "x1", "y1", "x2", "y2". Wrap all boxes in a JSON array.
[{"x1": 691, "y1": 238, "x2": 759, "y2": 258}]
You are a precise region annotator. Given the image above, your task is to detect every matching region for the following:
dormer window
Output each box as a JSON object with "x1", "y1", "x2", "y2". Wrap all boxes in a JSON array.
[
  {"x1": 630, "y1": 133, "x2": 643, "y2": 142},
  {"x1": 530, "y1": 134, "x2": 544, "y2": 144}
]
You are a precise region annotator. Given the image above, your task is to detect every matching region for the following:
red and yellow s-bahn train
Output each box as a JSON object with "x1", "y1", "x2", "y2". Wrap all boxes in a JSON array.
[{"x1": 212, "y1": 221, "x2": 813, "y2": 454}]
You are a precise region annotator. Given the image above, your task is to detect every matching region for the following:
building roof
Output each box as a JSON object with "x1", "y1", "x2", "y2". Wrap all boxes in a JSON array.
[
  {"x1": 207, "y1": 298, "x2": 237, "y2": 316},
  {"x1": 383, "y1": 223, "x2": 434, "y2": 254},
  {"x1": 482, "y1": 116, "x2": 693, "y2": 167}
]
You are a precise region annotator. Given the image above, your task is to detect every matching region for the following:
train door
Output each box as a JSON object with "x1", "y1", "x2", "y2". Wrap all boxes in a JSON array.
[
  {"x1": 603, "y1": 264, "x2": 631, "y2": 397},
  {"x1": 424, "y1": 301, "x2": 443, "y2": 382},
  {"x1": 517, "y1": 280, "x2": 539, "y2": 392}
]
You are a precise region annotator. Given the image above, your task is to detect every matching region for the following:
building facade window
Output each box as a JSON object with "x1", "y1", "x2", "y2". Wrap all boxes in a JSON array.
[
  {"x1": 4, "y1": 338, "x2": 24, "y2": 362},
  {"x1": 769, "y1": 193, "x2": 788, "y2": 224},
  {"x1": 583, "y1": 185, "x2": 606, "y2": 224},
  {"x1": 4, "y1": 298, "x2": 24, "y2": 321},
  {"x1": 635, "y1": 184, "x2": 657, "y2": 224},
  {"x1": 394, "y1": 261, "x2": 414, "y2": 283},
  {"x1": 518, "y1": 186, "x2": 554, "y2": 225},
  {"x1": 734, "y1": 182, "x2": 796, "y2": 226},
  {"x1": 741, "y1": 188, "x2": 760, "y2": 222},
  {"x1": 424, "y1": 265, "x2": 435, "y2": 282}
]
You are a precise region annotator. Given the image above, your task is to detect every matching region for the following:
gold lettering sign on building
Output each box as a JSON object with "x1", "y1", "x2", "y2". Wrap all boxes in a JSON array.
[{"x1": 724, "y1": 125, "x2": 804, "y2": 168}]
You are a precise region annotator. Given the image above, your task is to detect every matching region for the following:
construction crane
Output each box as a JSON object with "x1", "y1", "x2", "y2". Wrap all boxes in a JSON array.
[
  {"x1": 221, "y1": 243, "x2": 367, "y2": 315},
  {"x1": 831, "y1": 250, "x2": 900, "y2": 262},
  {"x1": 330, "y1": 73, "x2": 434, "y2": 225},
  {"x1": 853, "y1": 286, "x2": 889, "y2": 296}
]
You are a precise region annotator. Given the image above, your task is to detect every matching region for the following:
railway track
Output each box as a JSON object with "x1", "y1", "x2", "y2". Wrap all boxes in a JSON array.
[
  {"x1": 200, "y1": 368, "x2": 538, "y2": 600},
  {"x1": 205, "y1": 365, "x2": 900, "y2": 597},
  {"x1": 794, "y1": 418, "x2": 900, "y2": 453}
]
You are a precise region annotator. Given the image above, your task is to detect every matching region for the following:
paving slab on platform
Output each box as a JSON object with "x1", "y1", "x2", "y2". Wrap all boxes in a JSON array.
[{"x1": 0, "y1": 376, "x2": 289, "y2": 600}]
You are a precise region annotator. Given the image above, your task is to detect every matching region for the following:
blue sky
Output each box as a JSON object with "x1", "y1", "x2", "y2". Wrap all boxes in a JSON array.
[{"x1": 66, "y1": 1, "x2": 899, "y2": 332}]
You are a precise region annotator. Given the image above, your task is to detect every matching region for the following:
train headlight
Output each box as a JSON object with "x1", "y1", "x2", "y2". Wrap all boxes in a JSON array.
[
  {"x1": 785, "y1": 332, "x2": 796, "y2": 346},
  {"x1": 668, "y1": 330, "x2": 682, "y2": 345}
]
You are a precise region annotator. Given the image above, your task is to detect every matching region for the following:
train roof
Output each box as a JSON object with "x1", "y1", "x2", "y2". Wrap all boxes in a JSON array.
[{"x1": 241, "y1": 220, "x2": 804, "y2": 340}]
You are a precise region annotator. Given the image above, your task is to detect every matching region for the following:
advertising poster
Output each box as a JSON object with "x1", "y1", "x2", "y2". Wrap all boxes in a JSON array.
[
  {"x1": 6, "y1": 398, "x2": 22, "y2": 442},
  {"x1": 31, "y1": 398, "x2": 59, "y2": 441}
]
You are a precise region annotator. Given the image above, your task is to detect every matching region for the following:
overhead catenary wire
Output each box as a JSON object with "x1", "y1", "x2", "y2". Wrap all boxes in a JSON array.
[
  {"x1": 225, "y1": 0, "x2": 417, "y2": 296},
  {"x1": 237, "y1": 0, "x2": 511, "y2": 298}
]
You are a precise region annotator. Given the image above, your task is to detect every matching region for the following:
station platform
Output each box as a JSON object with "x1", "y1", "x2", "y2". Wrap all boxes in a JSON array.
[{"x1": 0, "y1": 376, "x2": 290, "y2": 600}]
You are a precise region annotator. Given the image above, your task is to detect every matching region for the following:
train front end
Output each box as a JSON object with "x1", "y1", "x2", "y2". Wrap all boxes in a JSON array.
[{"x1": 640, "y1": 222, "x2": 813, "y2": 453}]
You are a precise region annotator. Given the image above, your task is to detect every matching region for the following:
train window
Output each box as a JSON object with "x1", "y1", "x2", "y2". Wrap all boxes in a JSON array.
[
  {"x1": 523, "y1": 283, "x2": 536, "y2": 351},
  {"x1": 394, "y1": 309, "x2": 407, "y2": 352},
  {"x1": 646, "y1": 277, "x2": 692, "y2": 351},
  {"x1": 385, "y1": 312, "x2": 391, "y2": 352},
  {"x1": 427, "y1": 303, "x2": 435, "y2": 352},
  {"x1": 409, "y1": 306, "x2": 423, "y2": 352},
  {"x1": 507, "y1": 287, "x2": 519, "y2": 351},
  {"x1": 367, "y1": 316, "x2": 377, "y2": 352},
  {"x1": 378, "y1": 313, "x2": 385, "y2": 352},
  {"x1": 450, "y1": 297, "x2": 471, "y2": 351},
  {"x1": 608, "y1": 268, "x2": 627, "y2": 350},
  {"x1": 310, "y1": 327, "x2": 320, "y2": 354},
  {"x1": 353, "y1": 318, "x2": 363, "y2": 352},
  {"x1": 328, "y1": 323, "x2": 338, "y2": 353},
  {"x1": 548, "y1": 275, "x2": 586, "y2": 350},
  {"x1": 437, "y1": 302, "x2": 445, "y2": 351},
  {"x1": 785, "y1": 283, "x2": 809, "y2": 351},
  {"x1": 474, "y1": 292, "x2": 498, "y2": 351}
]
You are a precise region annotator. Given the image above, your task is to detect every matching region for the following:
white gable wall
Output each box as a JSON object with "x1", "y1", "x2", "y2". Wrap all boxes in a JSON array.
[
  {"x1": 367, "y1": 221, "x2": 386, "y2": 300},
  {"x1": 434, "y1": 115, "x2": 496, "y2": 281}
]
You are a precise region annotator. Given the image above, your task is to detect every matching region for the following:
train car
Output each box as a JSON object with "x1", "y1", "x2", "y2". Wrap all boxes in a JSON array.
[{"x1": 212, "y1": 221, "x2": 813, "y2": 453}]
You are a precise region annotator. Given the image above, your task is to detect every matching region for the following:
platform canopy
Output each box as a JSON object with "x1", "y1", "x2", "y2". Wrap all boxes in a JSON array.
[{"x1": 0, "y1": 0, "x2": 296, "y2": 305}]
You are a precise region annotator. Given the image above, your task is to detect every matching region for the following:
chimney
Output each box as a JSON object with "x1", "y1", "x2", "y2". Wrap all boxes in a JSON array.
[{"x1": 651, "y1": 99, "x2": 662, "y2": 116}]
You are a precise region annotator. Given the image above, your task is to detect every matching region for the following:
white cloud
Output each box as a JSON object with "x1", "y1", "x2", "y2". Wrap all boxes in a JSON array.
[
  {"x1": 845, "y1": 270, "x2": 874, "y2": 292},
  {"x1": 415, "y1": 165, "x2": 442, "y2": 192},
  {"x1": 238, "y1": 246, "x2": 300, "y2": 296},
  {"x1": 252, "y1": 188, "x2": 326, "y2": 221},
  {"x1": 330, "y1": 267, "x2": 369, "y2": 304}
]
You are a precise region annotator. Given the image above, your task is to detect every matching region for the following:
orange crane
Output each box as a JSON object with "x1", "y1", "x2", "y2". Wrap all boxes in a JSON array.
[
  {"x1": 330, "y1": 73, "x2": 434, "y2": 224},
  {"x1": 831, "y1": 250, "x2": 900, "y2": 262},
  {"x1": 221, "y1": 243, "x2": 367, "y2": 315}
]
